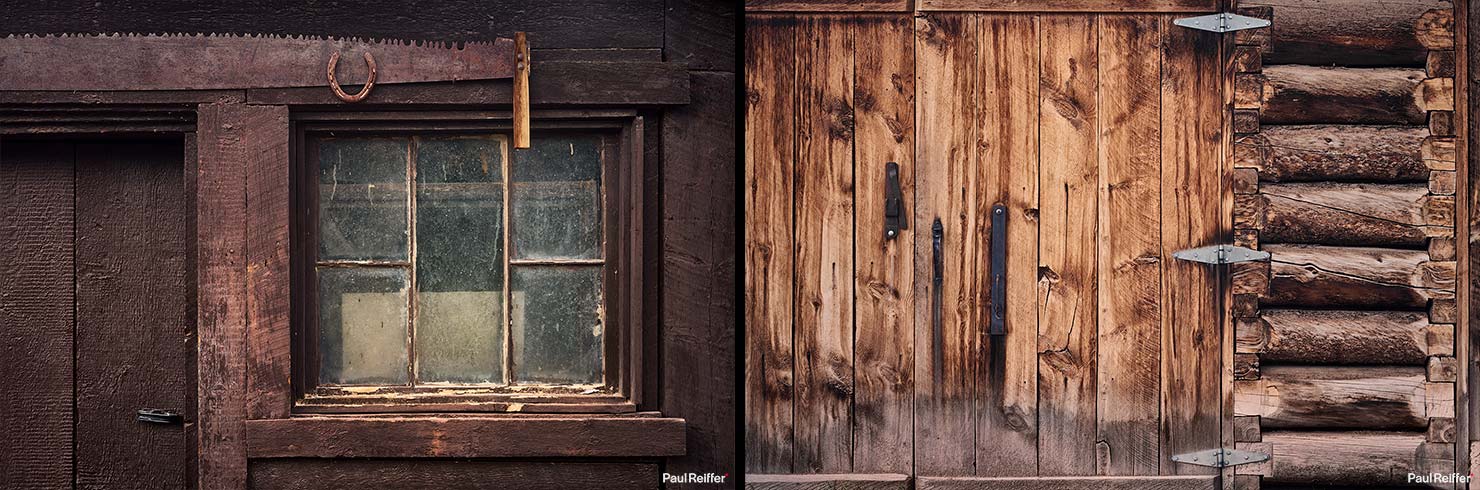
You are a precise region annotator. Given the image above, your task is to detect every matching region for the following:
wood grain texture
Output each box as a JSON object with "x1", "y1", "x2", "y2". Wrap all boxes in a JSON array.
[
  {"x1": 746, "y1": 0, "x2": 911, "y2": 12},
  {"x1": 665, "y1": 0, "x2": 736, "y2": 72},
  {"x1": 852, "y1": 15, "x2": 914, "y2": 474},
  {"x1": 1263, "y1": 244, "x2": 1450, "y2": 309},
  {"x1": 248, "y1": 460, "x2": 659, "y2": 490},
  {"x1": 1094, "y1": 13, "x2": 1162, "y2": 478},
  {"x1": 916, "y1": 475, "x2": 1216, "y2": 490},
  {"x1": 1237, "y1": 309, "x2": 1428, "y2": 365},
  {"x1": 246, "y1": 62, "x2": 690, "y2": 106},
  {"x1": 917, "y1": 0, "x2": 1215, "y2": 12},
  {"x1": 1241, "y1": 0, "x2": 1448, "y2": 66},
  {"x1": 1238, "y1": 125, "x2": 1427, "y2": 183},
  {"x1": 0, "y1": 140, "x2": 75, "y2": 489},
  {"x1": 243, "y1": 105, "x2": 290, "y2": 420},
  {"x1": 1260, "y1": 431, "x2": 1438, "y2": 485},
  {"x1": 744, "y1": 14, "x2": 798, "y2": 475},
  {"x1": 793, "y1": 14, "x2": 854, "y2": 474},
  {"x1": 972, "y1": 13, "x2": 1039, "y2": 478},
  {"x1": 74, "y1": 141, "x2": 192, "y2": 488},
  {"x1": 196, "y1": 103, "x2": 261, "y2": 489},
  {"x1": 662, "y1": 71, "x2": 738, "y2": 478},
  {"x1": 245, "y1": 416, "x2": 685, "y2": 458},
  {"x1": 747, "y1": 473, "x2": 910, "y2": 490},
  {"x1": 1258, "y1": 182, "x2": 1433, "y2": 247},
  {"x1": 912, "y1": 12, "x2": 979, "y2": 476},
  {"x1": 1158, "y1": 16, "x2": 1222, "y2": 477},
  {"x1": 1235, "y1": 366, "x2": 1427, "y2": 430},
  {"x1": 1036, "y1": 15, "x2": 1098, "y2": 477},
  {"x1": 1261, "y1": 65, "x2": 1426, "y2": 125}
]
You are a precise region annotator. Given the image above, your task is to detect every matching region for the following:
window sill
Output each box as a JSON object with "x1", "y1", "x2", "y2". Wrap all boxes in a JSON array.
[{"x1": 244, "y1": 412, "x2": 685, "y2": 458}]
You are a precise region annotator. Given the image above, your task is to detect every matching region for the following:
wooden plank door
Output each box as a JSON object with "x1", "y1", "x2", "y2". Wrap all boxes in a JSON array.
[
  {"x1": 0, "y1": 138, "x2": 195, "y2": 489},
  {"x1": 913, "y1": 11, "x2": 1229, "y2": 485}
]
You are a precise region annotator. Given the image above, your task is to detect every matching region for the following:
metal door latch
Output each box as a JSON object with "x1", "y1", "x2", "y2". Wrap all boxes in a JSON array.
[
  {"x1": 884, "y1": 162, "x2": 906, "y2": 239},
  {"x1": 987, "y1": 204, "x2": 1007, "y2": 336},
  {"x1": 1171, "y1": 448, "x2": 1269, "y2": 468},
  {"x1": 1172, "y1": 244, "x2": 1269, "y2": 265},
  {"x1": 1174, "y1": 13, "x2": 1271, "y2": 33},
  {"x1": 137, "y1": 408, "x2": 183, "y2": 425}
]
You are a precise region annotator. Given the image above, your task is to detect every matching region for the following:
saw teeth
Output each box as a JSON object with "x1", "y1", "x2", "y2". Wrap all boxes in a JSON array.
[{"x1": 3, "y1": 32, "x2": 506, "y2": 48}]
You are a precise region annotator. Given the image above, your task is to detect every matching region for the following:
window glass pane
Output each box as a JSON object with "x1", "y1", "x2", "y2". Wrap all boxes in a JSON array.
[
  {"x1": 511, "y1": 266, "x2": 603, "y2": 384},
  {"x1": 317, "y1": 137, "x2": 409, "y2": 261},
  {"x1": 511, "y1": 134, "x2": 603, "y2": 260},
  {"x1": 318, "y1": 267, "x2": 409, "y2": 385},
  {"x1": 414, "y1": 135, "x2": 507, "y2": 384}
]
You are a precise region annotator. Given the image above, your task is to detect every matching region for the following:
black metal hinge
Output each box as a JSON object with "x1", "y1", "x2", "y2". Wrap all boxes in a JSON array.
[{"x1": 1174, "y1": 13, "x2": 1271, "y2": 33}]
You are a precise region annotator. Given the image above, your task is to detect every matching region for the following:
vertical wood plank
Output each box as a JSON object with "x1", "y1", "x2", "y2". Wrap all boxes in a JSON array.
[
  {"x1": 1159, "y1": 18, "x2": 1224, "y2": 476},
  {"x1": 197, "y1": 103, "x2": 267, "y2": 488},
  {"x1": 975, "y1": 13, "x2": 1041, "y2": 477},
  {"x1": 0, "y1": 140, "x2": 75, "y2": 489},
  {"x1": 852, "y1": 14, "x2": 915, "y2": 474},
  {"x1": 1095, "y1": 14, "x2": 1164, "y2": 477},
  {"x1": 794, "y1": 14, "x2": 855, "y2": 473},
  {"x1": 744, "y1": 14, "x2": 798, "y2": 474},
  {"x1": 75, "y1": 142, "x2": 191, "y2": 488},
  {"x1": 245, "y1": 105, "x2": 291, "y2": 420},
  {"x1": 1037, "y1": 14, "x2": 1100, "y2": 477},
  {"x1": 914, "y1": 12, "x2": 980, "y2": 476}
]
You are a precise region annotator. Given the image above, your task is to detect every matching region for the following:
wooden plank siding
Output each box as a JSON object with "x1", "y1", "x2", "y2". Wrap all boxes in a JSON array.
[{"x1": 746, "y1": 11, "x2": 1227, "y2": 480}]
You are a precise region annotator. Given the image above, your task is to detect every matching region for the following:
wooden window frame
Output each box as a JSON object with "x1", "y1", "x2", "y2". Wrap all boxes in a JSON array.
[{"x1": 289, "y1": 109, "x2": 645, "y2": 414}]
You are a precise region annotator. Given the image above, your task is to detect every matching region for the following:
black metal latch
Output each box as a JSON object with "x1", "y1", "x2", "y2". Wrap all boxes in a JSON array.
[
  {"x1": 884, "y1": 162, "x2": 906, "y2": 239},
  {"x1": 137, "y1": 408, "x2": 183, "y2": 425},
  {"x1": 988, "y1": 204, "x2": 1007, "y2": 336}
]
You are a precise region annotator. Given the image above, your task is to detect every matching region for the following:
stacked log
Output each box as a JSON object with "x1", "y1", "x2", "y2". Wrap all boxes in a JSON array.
[{"x1": 1233, "y1": 2, "x2": 1458, "y2": 488}]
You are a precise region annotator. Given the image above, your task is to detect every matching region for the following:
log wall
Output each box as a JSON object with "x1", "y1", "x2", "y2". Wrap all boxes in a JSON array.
[{"x1": 1234, "y1": 1, "x2": 1459, "y2": 488}]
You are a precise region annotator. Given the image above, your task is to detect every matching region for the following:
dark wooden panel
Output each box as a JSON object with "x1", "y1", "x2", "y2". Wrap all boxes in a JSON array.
[
  {"x1": 746, "y1": 0, "x2": 911, "y2": 12},
  {"x1": 75, "y1": 141, "x2": 192, "y2": 488},
  {"x1": 917, "y1": 475, "x2": 1217, "y2": 489},
  {"x1": 1, "y1": 0, "x2": 663, "y2": 50},
  {"x1": 747, "y1": 473, "x2": 911, "y2": 490},
  {"x1": 918, "y1": 0, "x2": 1215, "y2": 11},
  {"x1": 661, "y1": 71, "x2": 737, "y2": 474},
  {"x1": 0, "y1": 140, "x2": 75, "y2": 489},
  {"x1": 245, "y1": 62, "x2": 690, "y2": 106},
  {"x1": 666, "y1": 0, "x2": 736, "y2": 71},
  {"x1": 248, "y1": 460, "x2": 659, "y2": 490},
  {"x1": 245, "y1": 417, "x2": 686, "y2": 458},
  {"x1": 243, "y1": 106, "x2": 291, "y2": 420}
]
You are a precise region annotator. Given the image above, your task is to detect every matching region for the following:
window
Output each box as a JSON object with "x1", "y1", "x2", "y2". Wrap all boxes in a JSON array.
[{"x1": 293, "y1": 112, "x2": 643, "y2": 412}]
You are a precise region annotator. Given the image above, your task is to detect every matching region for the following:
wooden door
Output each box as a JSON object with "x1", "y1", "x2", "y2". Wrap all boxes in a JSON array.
[
  {"x1": 746, "y1": 10, "x2": 1230, "y2": 487},
  {"x1": 1, "y1": 138, "x2": 195, "y2": 489}
]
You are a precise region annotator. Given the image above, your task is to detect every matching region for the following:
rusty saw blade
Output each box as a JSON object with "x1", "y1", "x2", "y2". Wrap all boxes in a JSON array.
[{"x1": 0, "y1": 33, "x2": 515, "y2": 91}]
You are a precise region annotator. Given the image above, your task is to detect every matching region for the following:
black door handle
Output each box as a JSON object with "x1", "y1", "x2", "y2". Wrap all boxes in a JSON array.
[
  {"x1": 931, "y1": 218, "x2": 944, "y2": 383},
  {"x1": 137, "y1": 408, "x2": 183, "y2": 425},
  {"x1": 884, "y1": 162, "x2": 906, "y2": 239},
  {"x1": 989, "y1": 204, "x2": 1007, "y2": 336}
]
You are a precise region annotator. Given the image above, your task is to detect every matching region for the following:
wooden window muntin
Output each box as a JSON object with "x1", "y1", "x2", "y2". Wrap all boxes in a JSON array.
[{"x1": 291, "y1": 111, "x2": 643, "y2": 413}]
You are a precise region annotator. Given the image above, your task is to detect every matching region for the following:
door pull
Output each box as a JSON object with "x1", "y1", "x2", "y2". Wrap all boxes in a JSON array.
[
  {"x1": 931, "y1": 218, "x2": 944, "y2": 383},
  {"x1": 884, "y1": 162, "x2": 906, "y2": 239},
  {"x1": 988, "y1": 204, "x2": 1007, "y2": 336}
]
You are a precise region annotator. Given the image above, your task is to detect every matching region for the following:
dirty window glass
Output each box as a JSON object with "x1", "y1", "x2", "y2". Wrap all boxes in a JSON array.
[{"x1": 311, "y1": 132, "x2": 607, "y2": 389}]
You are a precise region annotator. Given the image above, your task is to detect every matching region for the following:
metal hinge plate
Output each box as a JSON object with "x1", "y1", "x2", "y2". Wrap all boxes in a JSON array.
[
  {"x1": 1172, "y1": 244, "x2": 1270, "y2": 265},
  {"x1": 1171, "y1": 448, "x2": 1269, "y2": 468},
  {"x1": 1174, "y1": 13, "x2": 1271, "y2": 33}
]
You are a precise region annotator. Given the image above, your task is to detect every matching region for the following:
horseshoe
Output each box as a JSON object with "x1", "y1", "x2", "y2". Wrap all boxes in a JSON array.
[{"x1": 327, "y1": 51, "x2": 377, "y2": 103}]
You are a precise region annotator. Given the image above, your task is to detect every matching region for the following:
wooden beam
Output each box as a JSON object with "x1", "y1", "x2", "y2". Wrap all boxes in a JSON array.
[
  {"x1": 250, "y1": 460, "x2": 660, "y2": 490},
  {"x1": 747, "y1": 474, "x2": 911, "y2": 490},
  {"x1": 916, "y1": 476, "x2": 1216, "y2": 490},
  {"x1": 1262, "y1": 244, "x2": 1453, "y2": 309},
  {"x1": 244, "y1": 416, "x2": 686, "y2": 458},
  {"x1": 1259, "y1": 432, "x2": 1449, "y2": 485},
  {"x1": 1241, "y1": 0, "x2": 1447, "y2": 66},
  {"x1": 1237, "y1": 309, "x2": 1428, "y2": 365},
  {"x1": 1237, "y1": 125, "x2": 1427, "y2": 183},
  {"x1": 918, "y1": 0, "x2": 1216, "y2": 12},
  {"x1": 243, "y1": 106, "x2": 291, "y2": 420},
  {"x1": 1235, "y1": 366, "x2": 1427, "y2": 430},
  {"x1": 1257, "y1": 182, "x2": 1433, "y2": 247},
  {"x1": 1261, "y1": 65, "x2": 1426, "y2": 125},
  {"x1": 513, "y1": 32, "x2": 530, "y2": 149},
  {"x1": 246, "y1": 62, "x2": 690, "y2": 106},
  {"x1": 746, "y1": 0, "x2": 910, "y2": 11}
]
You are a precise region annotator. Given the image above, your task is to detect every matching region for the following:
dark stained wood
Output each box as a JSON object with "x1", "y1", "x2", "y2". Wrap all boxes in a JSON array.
[
  {"x1": 248, "y1": 460, "x2": 659, "y2": 490},
  {"x1": 851, "y1": 15, "x2": 913, "y2": 474},
  {"x1": 246, "y1": 62, "x2": 690, "y2": 106},
  {"x1": 666, "y1": 0, "x2": 736, "y2": 72},
  {"x1": 1235, "y1": 366, "x2": 1427, "y2": 430},
  {"x1": 0, "y1": 140, "x2": 75, "y2": 489},
  {"x1": 244, "y1": 416, "x2": 685, "y2": 458},
  {"x1": 972, "y1": 13, "x2": 1038, "y2": 477},
  {"x1": 1241, "y1": 0, "x2": 1447, "y2": 66},
  {"x1": 918, "y1": 0, "x2": 1215, "y2": 12},
  {"x1": 0, "y1": 90, "x2": 243, "y2": 104},
  {"x1": 1468, "y1": 0, "x2": 1480, "y2": 445},
  {"x1": 747, "y1": 473, "x2": 910, "y2": 490},
  {"x1": 243, "y1": 106, "x2": 290, "y2": 420},
  {"x1": 1238, "y1": 125, "x2": 1427, "y2": 183},
  {"x1": 792, "y1": 14, "x2": 854, "y2": 474},
  {"x1": 75, "y1": 141, "x2": 192, "y2": 488},
  {"x1": 1263, "y1": 244, "x2": 1450, "y2": 309},
  {"x1": 196, "y1": 104, "x2": 264, "y2": 489},
  {"x1": 1238, "y1": 309, "x2": 1428, "y2": 365},
  {"x1": 1259, "y1": 431, "x2": 1438, "y2": 485},
  {"x1": 1258, "y1": 182, "x2": 1432, "y2": 247},
  {"x1": 1036, "y1": 14, "x2": 1098, "y2": 477},
  {"x1": 916, "y1": 475, "x2": 1216, "y2": 490},
  {"x1": 1095, "y1": 14, "x2": 1162, "y2": 477},
  {"x1": 661, "y1": 72, "x2": 737, "y2": 475},
  {"x1": 1261, "y1": 65, "x2": 1426, "y2": 125},
  {"x1": 1158, "y1": 16, "x2": 1222, "y2": 477},
  {"x1": 1, "y1": 0, "x2": 665, "y2": 50},
  {"x1": 912, "y1": 12, "x2": 979, "y2": 476},
  {"x1": 744, "y1": 15, "x2": 798, "y2": 474},
  {"x1": 746, "y1": 0, "x2": 910, "y2": 12}
]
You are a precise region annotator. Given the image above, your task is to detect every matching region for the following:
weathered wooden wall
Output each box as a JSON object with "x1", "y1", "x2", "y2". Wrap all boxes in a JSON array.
[{"x1": 1233, "y1": 1, "x2": 1460, "y2": 488}]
